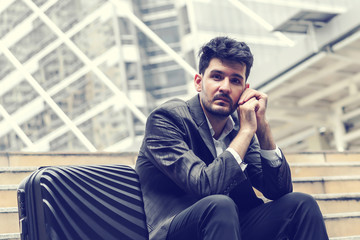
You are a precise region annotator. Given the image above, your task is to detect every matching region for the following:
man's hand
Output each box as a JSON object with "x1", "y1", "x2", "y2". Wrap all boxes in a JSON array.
[
  {"x1": 237, "y1": 96, "x2": 259, "y2": 135},
  {"x1": 238, "y1": 88, "x2": 276, "y2": 150},
  {"x1": 238, "y1": 88, "x2": 268, "y2": 132},
  {"x1": 229, "y1": 87, "x2": 276, "y2": 159}
]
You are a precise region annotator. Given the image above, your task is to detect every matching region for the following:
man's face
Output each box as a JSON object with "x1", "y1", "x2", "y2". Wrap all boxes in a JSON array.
[{"x1": 195, "y1": 58, "x2": 248, "y2": 118}]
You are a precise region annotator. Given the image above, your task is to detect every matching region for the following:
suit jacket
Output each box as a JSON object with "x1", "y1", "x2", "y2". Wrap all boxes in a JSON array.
[{"x1": 135, "y1": 94, "x2": 293, "y2": 240}]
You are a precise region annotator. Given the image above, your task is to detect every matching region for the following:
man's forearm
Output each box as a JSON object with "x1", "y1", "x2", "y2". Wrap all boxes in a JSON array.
[
  {"x1": 256, "y1": 120, "x2": 276, "y2": 150},
  {"x1": 229, "y1": 129, "x2": 254, "y2": 160}
]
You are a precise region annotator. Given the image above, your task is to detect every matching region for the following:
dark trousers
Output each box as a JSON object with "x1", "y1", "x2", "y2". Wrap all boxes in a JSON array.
[{"x1": 167, "y1": 192, "x2": 329, "y2": 240}]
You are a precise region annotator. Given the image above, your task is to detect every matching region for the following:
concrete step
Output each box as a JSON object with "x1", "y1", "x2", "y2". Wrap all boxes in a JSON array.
[
  {"x1": 256, "y1": 191, "x2": 360, "y2": 215},
  {"x1": 0, "y1": 186, "x2": 17, "y2": 208},
  {"x1": 286, "y1": 152, "x2": 360, "y2": 163},
  {"x1": 325, "y1": 212, "x2": 360, "y2": 238},
  {"x1": 0, "y1": 152, "x2": 137, "y2": 167},
  {"x1": 290, "y1": 162, "x2": 360, "y2": 178},
  {"x1": 314, "y1": 193, "x2": 360, "y2": 214},
  {"x1": 0, "y1": 167, "x2": 35, "y2": 185},
  {"x1": 293, "y1": 176, "x2": 360, "y2": 194},
  {"x1": 0, "y1": 233, "x2": 19, "y2": 240},
  {"x1": 330, "y1": 236, "x2": 360, "y2": 240},
  {"x1": 0, "y1": 208, "x2": 19, "y2": 235}
]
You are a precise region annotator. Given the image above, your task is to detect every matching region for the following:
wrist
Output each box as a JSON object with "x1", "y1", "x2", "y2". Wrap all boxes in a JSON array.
[
  {"x1": 239, "y1": 127, "x2": 255, "y2": 137},
  {"x1": 256, "y1": 119, "x2": 269, "y2": 137},
  {"x1": 256, "y1": 122, "x2": 276, "y2": 150},
  {"x1": 230, "y1": 129, "x2": 254, "y2": 160}
]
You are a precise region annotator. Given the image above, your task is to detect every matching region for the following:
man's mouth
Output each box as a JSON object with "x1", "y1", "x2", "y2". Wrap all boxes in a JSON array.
[{"x1": 213, "y1": 94, "x2": 232, "y2": 105}]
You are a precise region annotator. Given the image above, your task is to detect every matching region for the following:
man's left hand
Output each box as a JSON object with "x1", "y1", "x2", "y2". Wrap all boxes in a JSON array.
[{"x1": 238, "y1": 88, "x2": 268, "y2": 128}]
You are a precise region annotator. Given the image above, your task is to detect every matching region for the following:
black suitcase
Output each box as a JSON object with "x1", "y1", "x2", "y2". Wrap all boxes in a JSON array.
[{"x1": 17, "y1": 164, "x2": 149, "y2": 240}]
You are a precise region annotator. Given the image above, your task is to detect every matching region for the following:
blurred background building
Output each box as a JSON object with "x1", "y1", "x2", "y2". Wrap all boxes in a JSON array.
[{"x1": 0, "y1": 0, "x2": 360, "y2": 152}]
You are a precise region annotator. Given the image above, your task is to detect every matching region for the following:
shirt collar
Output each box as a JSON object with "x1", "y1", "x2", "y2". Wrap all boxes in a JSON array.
[{"x1": 205, "y1": 115, "x2": 235, "y2": 141}]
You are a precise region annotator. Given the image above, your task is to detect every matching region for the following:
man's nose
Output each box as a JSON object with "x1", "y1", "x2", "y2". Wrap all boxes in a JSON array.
[{"x1": 219, "y1": 78, "x2": 231, "y2": 93}]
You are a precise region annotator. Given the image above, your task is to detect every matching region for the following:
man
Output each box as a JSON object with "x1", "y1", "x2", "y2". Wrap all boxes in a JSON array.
[{"x1": 136, "y1": 36, "x2": 328, "y2": 240}]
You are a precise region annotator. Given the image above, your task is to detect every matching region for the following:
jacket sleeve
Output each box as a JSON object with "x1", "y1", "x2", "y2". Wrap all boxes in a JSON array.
[
  {"x1": 244, "y1": 137, "x2": 293, "y2": 200},
  {"x1": 142, "y1": 106, "x2": 248, "y2": 198}
]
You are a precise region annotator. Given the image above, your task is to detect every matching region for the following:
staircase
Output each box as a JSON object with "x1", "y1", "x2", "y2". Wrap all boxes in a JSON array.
[
  {"x1": 0, "y1": 152, "x2": 359, "y2": 239},
  {"x1": 289, "y1": 152, "x2": 360, "y2": 239}
]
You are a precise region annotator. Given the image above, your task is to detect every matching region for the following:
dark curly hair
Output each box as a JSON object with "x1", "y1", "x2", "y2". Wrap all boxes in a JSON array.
[{"x1": 198, "y1": 36, "x2": 254, "y2": 80}]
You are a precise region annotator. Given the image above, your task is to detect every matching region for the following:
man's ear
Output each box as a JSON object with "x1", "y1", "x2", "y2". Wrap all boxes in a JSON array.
[{"x1": 194, "y1": 74, "x2": 202, "y2": 92}]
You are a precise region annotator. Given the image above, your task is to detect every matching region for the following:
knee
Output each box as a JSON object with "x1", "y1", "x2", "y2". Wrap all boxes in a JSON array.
[
  {"x1": 283, "y1": 192, "x2": 323, "y2": 216},
  {"x1": 286, "y1": 192, "x2": 317, "y2": 207},
  {"x1": 200, "y1": 195, "x2": 239, "y2": 218},
  {"x1": 197, "y1": 195, "x2": 241, "y2": 238},
  {"x1": 201, "y1": 195, "x2": 237, "y2": 209}
]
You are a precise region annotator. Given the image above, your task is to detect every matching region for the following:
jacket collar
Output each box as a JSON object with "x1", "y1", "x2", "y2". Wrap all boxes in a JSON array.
[
  {"x1": 187, "y1": 94, "x2": 216, "y2": 157},
  {"x1": 186, "y1": 94, "x2": 240, "y2": 158},
  {"x1": 187, "y1": 94, "x2": 207, "y2": 128}
]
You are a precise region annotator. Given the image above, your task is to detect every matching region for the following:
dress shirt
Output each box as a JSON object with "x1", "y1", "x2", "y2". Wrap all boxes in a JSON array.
[{"x1": 206, "y1": 115, "x2": 282, "y2": 170}]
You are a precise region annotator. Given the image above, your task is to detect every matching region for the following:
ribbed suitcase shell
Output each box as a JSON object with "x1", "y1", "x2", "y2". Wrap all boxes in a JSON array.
[{"x1": 17, "y1": 164, "x2": 149, "y2": 240}]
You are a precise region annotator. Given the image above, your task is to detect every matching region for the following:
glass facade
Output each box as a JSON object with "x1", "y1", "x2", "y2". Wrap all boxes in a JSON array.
[
  {"x1": 0, "y1": 0, "x2": 146, "y2": 152},
  {"x1": 1, "y1": 0, "x2": 360, "y2": 152}
]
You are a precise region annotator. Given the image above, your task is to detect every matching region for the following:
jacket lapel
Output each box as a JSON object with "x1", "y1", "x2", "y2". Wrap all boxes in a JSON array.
[
  {"x1": 228, "y1": 111, "x2": 240, "y2": 141},
  {"x1": 187, "y1": 95, "x2": 217, "y2": 158}
]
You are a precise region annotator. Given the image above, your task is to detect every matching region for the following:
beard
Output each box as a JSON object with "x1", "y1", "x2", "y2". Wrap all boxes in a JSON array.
[{"x1": 201, "y1": 93, "x2": 237, "y2": 118}]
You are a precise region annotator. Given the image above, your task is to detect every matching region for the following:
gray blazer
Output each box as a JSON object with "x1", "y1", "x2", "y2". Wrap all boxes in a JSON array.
[{"x1": 135, "y1": 94, "x2": 293, "y2": 240}]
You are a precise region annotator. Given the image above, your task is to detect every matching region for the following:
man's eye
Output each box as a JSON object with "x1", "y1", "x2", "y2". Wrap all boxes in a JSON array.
[
  {"x1": 231, "y1": 79, "x2": 241, "y2": 84},
  {"x1": 212, "y1": 74, "x2": 222, "y2": 80}
]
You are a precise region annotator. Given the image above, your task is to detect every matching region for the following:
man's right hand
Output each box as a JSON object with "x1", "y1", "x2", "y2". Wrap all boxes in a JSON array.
[
  {"x1": 229, "y1": 96, "x2": 259, "y2": 160},
  {"x1": 237, "y1": 96, "x2": 259, "y2": 135}
]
